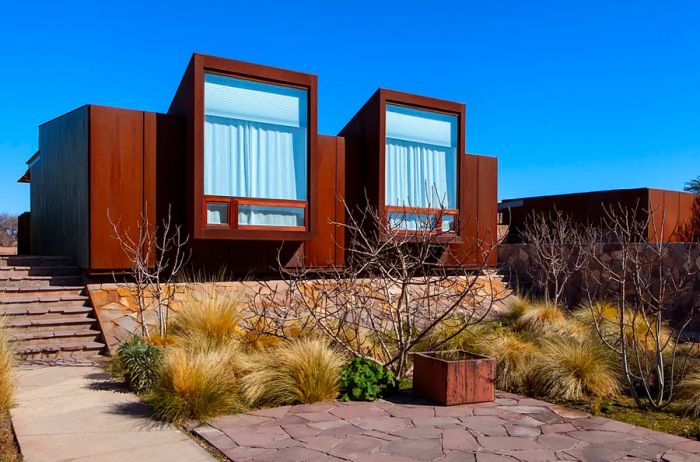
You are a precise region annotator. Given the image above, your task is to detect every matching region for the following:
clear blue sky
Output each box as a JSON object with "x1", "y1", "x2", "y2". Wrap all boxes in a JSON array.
[{"x1": 1, "y1": 0, "x2": 699, "y2": 215}]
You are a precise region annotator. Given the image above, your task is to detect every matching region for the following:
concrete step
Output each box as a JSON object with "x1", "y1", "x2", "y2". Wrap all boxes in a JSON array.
[
  {"x1": 5, "y1": 316, "x2": 97, "y2": 333},
  {"x1": 0, "y1": 295, "x2": 89, "y2": 308},
  {"x1": 0, "y1": 256, "x2": 76, "y2": 268},
  {"x1": 0, "y1": 275, "x2": 83, "y2": 289},
  {"x1": 0, "y1": 305, "x2": 92, "y2": 317},
  {"x1": 16, "y1": 341, "x2": 105, "y2": 359},
  {"x1": 9, "y1": 329, "x2": 102, "y2": 346},
  {"x1": 0, "y1": 266, "x2": 81, "y2": 277},
  {"x1": 1, "y1": 287, "x2": 86, "y2": 301}
]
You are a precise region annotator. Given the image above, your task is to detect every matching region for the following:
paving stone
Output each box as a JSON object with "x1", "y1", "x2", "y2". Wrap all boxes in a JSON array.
[
  {"x1": 596, "y1": 419, "x2": 637, "y2": 433},
  {"x1": 300, "y1": 435, "x2": 343, "y2": 451},
  {"x1": 536, "y1": 434, "x2": 581, "y2": 451},
  {"x1": 356, "y1": 416, "x2": 413, "y2": 433},
  {"x1": 551, "y1": 405, "x2": 589, "y2": 419},
  {"x1": 330, "y1": 402, "x2": 388, "y2": 420},
  {"x1": 379, "y1": 438, "x2": 444, "y2": 460},
  {"x1": 223, "y1": 446, "x2": 274, "y2": 461},
  {"x1": 251, "y1": 405, "x2": 292, "y2": 419},
  {"x1": 435, "y1": 404, "x2": 474, "y2": 418},
  {"x1": 437, "y1": 451, "x2": 477, "y2": 462},
  {"x1": 495, "y1": 398, "x2": 519, "y2": 406},
  {"x1": 293, "y1": 402, "x2": 338, "y2": 413},
  {"x1": 509, "y1": 416, "x2": 547, "y2": 428},
  {"x1": 225, "y1": 425, "x2": 290, "y2": 447},
  {"x1": 501, "y1": 449, "x2": 559, "y2": 462},
  {"x1": 363, "y1": 430, "x2": 402, "y2": 441},
  {"x1": 675, "y1": 440, "x2": 700, "y2": 454},
  {"x1": 282, "y1": 424, "x2": 322, "y2": 439},
  {"x1": 474, "y1": 406, "x2": 510, "y2": 416},
  {"x1": 475, "y1": 452, "x2": 519, "y2": 461},
  {"x1": 477, "y1": 436, "x2": 545, "y2": 450},
  {"x1": 412, "y1": 416, "x2": 461, "y2": 428},
  {"x1": 567, "y1": 430, "x2": 633, "y2": 444},
  {"x1": 442, "y1": 428, "x2": 479, "y2": 451},
  {"x1": 572, "y1": 416, "x2": 610, "y2": 430},
  {"x1": 297, "y1": 411, "x2": 339, "y2": 423},
  {"x1": 319, "y1": 423, "x2": 367, "y2": 437},
  {"x1": 386, "y1": 405, "x2": 435, "y2": 419},
  {"x1": 499, "y1": 405, "x2": 551, "y2": 414},
  {"x1": 662, "y1": 451, "x2": 700, "y2": 462},
  {"x1": 258, "y1": 446, "x2": 326, "y2": 462},
  {"x1": 391, "y1": 426, "x2": 442, "y2": 440},
  {"x1": 540, "y1": 422, "x2": 577, "y2": 434},
  {"x1": 504, "y1": 423, "x2": 542, "y2": 437},
  {"x1": 327, "y1": 434, "x2": 384, "y2": 460}
]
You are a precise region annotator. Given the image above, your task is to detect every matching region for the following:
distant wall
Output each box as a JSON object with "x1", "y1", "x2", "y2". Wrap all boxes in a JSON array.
[
  {"x1": 31, "y1": 107, "x2": 89, "y2": 267},
  {"x1": 499, "y1": 243, "x2": 700, "y2": 330}
]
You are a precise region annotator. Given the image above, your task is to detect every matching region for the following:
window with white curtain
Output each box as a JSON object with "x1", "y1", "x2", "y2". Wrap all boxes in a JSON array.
[
  {"x1": 385, "y1": 104, "x2": 458, "y2": 230},
  {"x1": 204, "y1": 73, "x2": 308, "y2": 227}
]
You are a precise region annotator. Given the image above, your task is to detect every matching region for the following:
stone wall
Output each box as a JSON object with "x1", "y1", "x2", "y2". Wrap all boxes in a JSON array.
[
  {"x1": 88, "y1": 275, "x2": 512, "y2": 353},
  {"x1": 498, "y1": 243, "x2": 700, "y2": 330}
]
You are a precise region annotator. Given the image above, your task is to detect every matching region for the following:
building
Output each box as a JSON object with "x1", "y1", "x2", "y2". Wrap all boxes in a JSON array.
[
  {"x1": 19, "y1": 53, "x2": 498, "y2": 275},
  {"x1": 500, "y1": 188, "x2": 700, "y2": 243}
]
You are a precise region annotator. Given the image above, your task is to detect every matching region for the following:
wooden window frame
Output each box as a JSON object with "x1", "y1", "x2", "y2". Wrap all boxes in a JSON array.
[
  {"x1": 191, "y1": 54, "x2": 318, "y2": 241},
  {"x1": 378, "y1": 90, "x2": 465, "y2": 242}
]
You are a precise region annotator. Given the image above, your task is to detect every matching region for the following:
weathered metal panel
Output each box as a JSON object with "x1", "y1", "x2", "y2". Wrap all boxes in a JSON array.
[{"x1": 32, "y1": 106, "x2": 89, "y2": 267}]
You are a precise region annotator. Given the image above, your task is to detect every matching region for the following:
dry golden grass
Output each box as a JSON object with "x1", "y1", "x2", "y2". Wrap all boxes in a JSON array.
[
  {"x1": 500, "y1": 295, "x2": 530, "y2": 326},
  {"x1": 145, "y1": 344, "x2": 245, "y2": 422},
  {"x1": 515, "y1": 300, "x2": 566, "y2": 335},
  {"x1": 0, "y1": 320, "x2": 14, "y2": 413},
  {"x1": 170, "y1": 293, "x2": 245, "y2": 348},
  {"x1": 529, "y1": 339, "x2": 621, "y2": 400},
  {"x1": 241, "y1": 338, "x2": 345, "y2": 406},
  {"x1": 574, "y1": 302, "x2": 672, "y2": 353},
  {"x1": 484, "y1": 332, "x2": 538, "y2": 392},
  {"x1": 677, "y1": 372, "x2": 700, "y2": 418},
  {"x1": 419, "y1": 317, "x2": 494, "y2": 355}
]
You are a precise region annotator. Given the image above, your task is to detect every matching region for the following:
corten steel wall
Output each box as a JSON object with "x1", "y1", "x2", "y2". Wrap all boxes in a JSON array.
[
  {"x1": 30, "y1": 105, "x2": 159, "y2": 272},
  {"x1": 31, "y1": 107, "x2": 90, "y2": 267},
  {"x1": 339, "y1": 89, "x2": 498, "y2": 268},
  {"x1": 501, "y1": 188, "x2": 700, "y2": 243},
  {"x1": 17, "y1": 212, "x2": 30, "y2": 255}
]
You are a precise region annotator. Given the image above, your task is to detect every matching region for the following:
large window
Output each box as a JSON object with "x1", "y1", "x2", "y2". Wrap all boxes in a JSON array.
[
  {"x1": 385, "y1": 104, "x2": 458, "y2": 232},
  {"x1": 203, "y1": 73, "x2": 308, "y2": 228}
]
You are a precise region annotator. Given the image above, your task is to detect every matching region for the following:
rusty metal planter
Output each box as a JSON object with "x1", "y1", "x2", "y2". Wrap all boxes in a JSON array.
[{"x1": 413, "y1": 350, "x2": 496, "y2": 406}]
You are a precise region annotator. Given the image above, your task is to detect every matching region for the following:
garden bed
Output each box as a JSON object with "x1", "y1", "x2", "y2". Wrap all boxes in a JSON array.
[{"x1": 0, "y1": 411, "x2": 20, "y2": 462}]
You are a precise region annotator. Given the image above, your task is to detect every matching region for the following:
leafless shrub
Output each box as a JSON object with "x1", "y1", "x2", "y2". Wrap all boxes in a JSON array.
[
  {"x1": 109, "y1": 205, "x2": 190, "y2": 339},
  {"x1": 522, "y1": 209, "x2": 586, "y2": 306},
  {"x1": 247, "y1": 200, "x2": 506, "y2": 380},
  {"x1": 0, "y1": 213, "x2": 18, "y2": 247}
]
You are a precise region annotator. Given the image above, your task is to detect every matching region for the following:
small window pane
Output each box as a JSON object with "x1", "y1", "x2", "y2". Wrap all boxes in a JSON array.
[
  {"x1": 239, "y1": 205, "x2": 304, "y2": 227},
  {"x1": 388, "y1": 212, "x2": 436, "y2": 231},
  {"x1": 207, "y1": 203, "x2": 229, "y2": 225},
  {"x1": 441, "y1": 215, "x2": 456, "y2": 232}
]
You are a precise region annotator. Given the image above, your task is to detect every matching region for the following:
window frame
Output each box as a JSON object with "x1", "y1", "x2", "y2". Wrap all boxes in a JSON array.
[
  {"x1": 191, "y1": 54, "x2": 318, "y2": 241},
  {"x1": 378, "y1": 90, "x2": 465, "y2": 242}
]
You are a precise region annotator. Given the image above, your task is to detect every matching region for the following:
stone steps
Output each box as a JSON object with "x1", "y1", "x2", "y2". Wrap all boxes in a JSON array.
[
  {"x1": 0, "y1": 266, "x2": 81, "y2": 277},
  {"x1": 0, "y1": 274, "x2": 84, "y2": 288},
  {"x1": 0, "y1": 256, "x2": 105, "y2": 360}
]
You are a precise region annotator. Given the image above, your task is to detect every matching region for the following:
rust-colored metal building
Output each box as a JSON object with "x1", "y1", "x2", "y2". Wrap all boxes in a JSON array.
[
  {"x1": 500, "y1": 188, "x2": 700, "y2": 243},
  {"x1": 20, "y1": 53, "x2": 498, "y2": 274}
]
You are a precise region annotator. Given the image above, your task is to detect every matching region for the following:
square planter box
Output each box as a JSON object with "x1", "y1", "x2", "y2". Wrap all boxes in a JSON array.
[{"x1": 413, "y1": 350, "x2": 496, "y2": 406}]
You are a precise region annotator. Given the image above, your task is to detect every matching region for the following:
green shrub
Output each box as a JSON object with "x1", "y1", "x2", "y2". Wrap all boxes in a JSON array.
[
  {"x1": 112, "y1": 336, "x2": 163, "y2": 394},
  {"x1": 339, "y1": 357, "x2": 396, "y2": 401},
  {"x1": 242, "y1": 338, "x2": 345, "y2": 406}
]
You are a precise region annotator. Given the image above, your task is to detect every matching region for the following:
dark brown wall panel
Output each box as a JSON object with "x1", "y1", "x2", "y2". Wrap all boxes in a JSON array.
[
  {"x1": 89, "y1": 106, "x2": 145, "y2": 270},
  {"x1": 32, "y1": 107, "x2": 90, "y2": 267},
  {"x1": 476, "y1": 155, "x2": 498, "y2": 266},
  {"x1": 304, "y1": 135, "x2": 344, "y2": 267}
]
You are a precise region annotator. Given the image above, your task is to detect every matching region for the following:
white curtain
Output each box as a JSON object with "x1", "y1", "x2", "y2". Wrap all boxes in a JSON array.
[
  {"x1": 204, "y1": 116, "x2": 306, "y2": 226},
  {"x1": 385, "y1": 138, "x2": 456, "y2": 210}
]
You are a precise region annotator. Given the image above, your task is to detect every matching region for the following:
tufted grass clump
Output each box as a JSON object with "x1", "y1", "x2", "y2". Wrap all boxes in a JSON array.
[
  {"x1": 170, "y1": 293, "x2": 245, "y2": 349},
  {"x1": 515, "y1": 300, "x2": 566, "y2": 335},
  {"x1": 529, "y1": 339, "x2": 621, "y2": 401},
  {"x1": 485, "y1": 332, "x2": 538, "y2": 392},
  {"x1": 145, "y1": 344, "x2": 245, "y2": 423},
  {"x1": 418, "y1": 316, "x2": 495, "y2": 355},
  {"x1": 0, "y1": 319, "x2": 14, "y2": 412},
  {"x1": 241, "y1": 338, "x2": 345, "y2": 407},
  {"x1": 676, "y1": 372, "x2": 700, "y2": 418}
]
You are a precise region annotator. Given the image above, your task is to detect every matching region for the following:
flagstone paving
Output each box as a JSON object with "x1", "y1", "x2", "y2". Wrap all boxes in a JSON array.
[{"x1": 193, "y1": 392, "x2": 700, "y2": 462}]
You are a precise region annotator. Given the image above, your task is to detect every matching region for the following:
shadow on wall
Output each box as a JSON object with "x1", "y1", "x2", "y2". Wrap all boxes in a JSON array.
[{"x1": 678, "y1": 195, "x2": 700, "y2": 242}]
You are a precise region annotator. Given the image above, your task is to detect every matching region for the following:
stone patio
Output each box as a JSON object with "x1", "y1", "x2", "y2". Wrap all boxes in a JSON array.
[{"x1": 192, "y1": 392, "x2": 700, "y2": 462}]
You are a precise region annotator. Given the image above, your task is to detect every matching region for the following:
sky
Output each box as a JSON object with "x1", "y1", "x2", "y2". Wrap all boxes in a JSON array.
[{"x1": 1, "y1": 0, "x2": 699, "y2": 215}]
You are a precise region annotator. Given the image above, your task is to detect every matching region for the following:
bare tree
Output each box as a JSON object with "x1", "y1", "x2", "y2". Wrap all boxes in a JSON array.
[
  {"x1": 0, "y1": 214, "x2": 18, "y2": 247},
  {"x1": 522, "y1": 209, "x2": 586, "y2": 306},
  {"x1": 109, "y1": 205, "x2": 190, "y2": 339},
  {"x1": 246, "y1": 200, "x2": 506, "y2": 380},
  {"x1": 582, "y1": 203, "x2": 699, "y2": 409}
]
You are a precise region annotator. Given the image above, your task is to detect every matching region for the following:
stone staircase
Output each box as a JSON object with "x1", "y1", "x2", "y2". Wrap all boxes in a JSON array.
[{"x1": 0, "y1": 255, "x2": 105, "y2": 359}]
